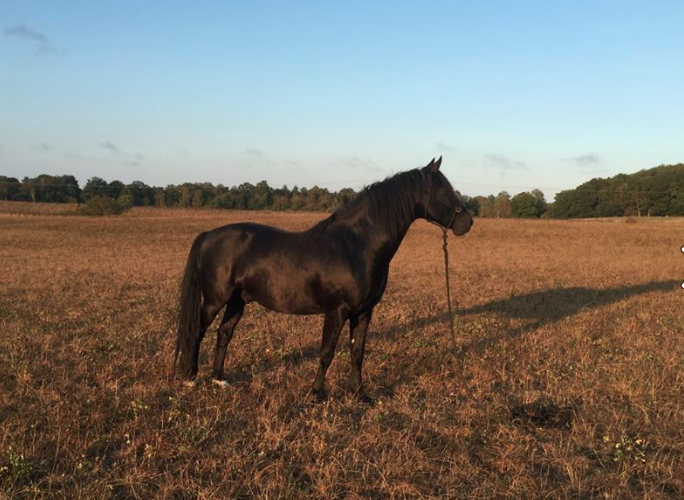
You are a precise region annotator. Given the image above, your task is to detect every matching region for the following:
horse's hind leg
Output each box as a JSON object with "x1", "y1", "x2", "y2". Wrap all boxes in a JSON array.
[
  {"x1": 312, "y1": 309, "x2": 348, "y2": 401},
  {"x1": 186, "y1": 300, "x2": 223, "y2": 385},
  {"x1": 212, "y1": 293, "x2": 245, "y2": 385},
  {"x1": 349, "y1": 309, "x2": 373, "y2": 402}
]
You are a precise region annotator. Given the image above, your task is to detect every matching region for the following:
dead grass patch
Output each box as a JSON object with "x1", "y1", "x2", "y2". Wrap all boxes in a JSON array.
[{"x1": 1, "y1": 211, "x2": 683, "y2": 498}]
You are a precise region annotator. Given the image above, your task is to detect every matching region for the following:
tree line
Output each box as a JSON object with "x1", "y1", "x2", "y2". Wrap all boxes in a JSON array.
[
  {"x1": 553, "y1": 163, "x2": 684, "y2": 218},
  {"x1": 0, "y1": 175, "x2": 359, "y2": 213},
  {"x1": 2, "y1": 163, "x2": 682, "y2": 217},
  {"x1": 0, "y1": 173, "x2": 549, "y2": 218}
]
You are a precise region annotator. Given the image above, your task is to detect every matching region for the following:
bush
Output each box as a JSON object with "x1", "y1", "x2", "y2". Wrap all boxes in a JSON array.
[{"x1": 80, "y1": 196, "x2": 125, "y2": 216}]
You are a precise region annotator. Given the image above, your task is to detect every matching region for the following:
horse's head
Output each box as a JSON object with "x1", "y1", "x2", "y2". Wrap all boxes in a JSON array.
[{"x1": 421, "y1": 157, "x2": 474, "y2": 236}]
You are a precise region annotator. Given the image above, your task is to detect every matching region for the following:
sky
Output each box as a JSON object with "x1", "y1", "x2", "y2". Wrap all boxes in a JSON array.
[{"x1": 1, "y1": 1, "x2": 683, "y2": 200}]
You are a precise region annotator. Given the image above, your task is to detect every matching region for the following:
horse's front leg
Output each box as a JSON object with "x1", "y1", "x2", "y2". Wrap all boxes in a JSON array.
[
  {"x1": 349, "y1": 309, "x2": 373, "y2": 402},
  {"x1": 311, "y1": 309, "x2": 348, "y2": 401}
]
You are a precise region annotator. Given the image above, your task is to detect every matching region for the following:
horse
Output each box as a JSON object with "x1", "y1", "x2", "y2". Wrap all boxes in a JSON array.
[{"x1": 174, "y1": 157, "x2": 473, "y2": 401}]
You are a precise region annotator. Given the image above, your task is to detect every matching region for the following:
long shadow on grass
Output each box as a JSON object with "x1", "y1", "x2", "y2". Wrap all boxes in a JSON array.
[
  {"x1": 365, "y1": 279, "x2": 680, "y2": 397},
  {"x1": 459, "y1": 279, "x2": 679, "y2": 324},
  {"x1": 386, "y1": 279, "x2": 680, "y2": 353},
  {"x1": 220, "y1": 280, "x2": 679, "y2": 388}
]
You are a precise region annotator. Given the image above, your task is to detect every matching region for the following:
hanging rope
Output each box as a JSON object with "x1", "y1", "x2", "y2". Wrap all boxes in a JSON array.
[
  {"x1": 427, "y1": 222, "x2": 460, "y2": 356},
  {"x1": 425, "y1": 190, "x2": 462, "y2": 355},
  {"x1": 439, "y1": 225, "x2": 459, "y2": 354}
]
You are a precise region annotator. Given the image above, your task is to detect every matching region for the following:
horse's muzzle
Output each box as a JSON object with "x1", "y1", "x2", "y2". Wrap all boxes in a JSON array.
[{"x1": 451, "y1": 214, "x2": 474, "y2": 236}]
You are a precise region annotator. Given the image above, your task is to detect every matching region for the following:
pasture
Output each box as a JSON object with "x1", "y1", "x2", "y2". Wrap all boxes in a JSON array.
[{"x1": 1, "y1": 204, "x2": 683, "y2": 499}]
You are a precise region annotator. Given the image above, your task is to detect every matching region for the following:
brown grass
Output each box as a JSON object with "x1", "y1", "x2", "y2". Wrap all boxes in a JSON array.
[
  {"x1": 1, "y1": 207, "x2": 683, "y2": 499},
  {"x1": 0, "y1": 201, "x2": 82, "y2": 217}
]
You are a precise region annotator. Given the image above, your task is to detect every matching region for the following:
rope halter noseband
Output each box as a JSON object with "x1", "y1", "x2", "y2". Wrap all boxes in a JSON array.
[{"x1": 425, "y1": 188, "x2": 464, "y2": 232}]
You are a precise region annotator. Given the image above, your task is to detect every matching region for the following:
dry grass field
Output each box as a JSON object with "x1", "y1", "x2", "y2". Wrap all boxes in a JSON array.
[{"x1": 1, "y1": 204, "x2": 683, "y2": 499}]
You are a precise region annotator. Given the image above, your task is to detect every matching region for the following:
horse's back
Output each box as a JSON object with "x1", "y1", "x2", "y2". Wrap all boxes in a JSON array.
[{"x1": 196, "y1": 220, "x2": 375, "y2": 314}]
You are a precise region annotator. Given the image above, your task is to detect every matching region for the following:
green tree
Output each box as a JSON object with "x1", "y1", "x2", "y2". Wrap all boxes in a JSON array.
[
  {"x1": 82, "y1": 177, "x2": 109, "y2": 202},
  {"x1": 191, "y1": 189, "x2": 203, "y2": 208},
  {"x1": 530, "y1": 189, "x2": 548, "y2": 218},
  {"x1": 511, "y1": 192, "x2": 537, "y2": 218},
  {"x1": 20, "y1": 175, "x2": 80, "y2": 203},
  {"x1": 154, "y1": 188, "x2": 166, "y2": 208},
  {"x1": 494, "y1": 191, "x2": 512, "y2": 218},
  {"x1": 252, "y1": 181, "x2": 273, "y2": 209},
  {"x1": 108, "y1": 180, "x2": 125, "y2": 200},
  {"x1": 455, "y1": 191, "x2": 480, "y2": 217},
  {"x1": 0, "y1": 176, "x2": 23, "y2": 201}
]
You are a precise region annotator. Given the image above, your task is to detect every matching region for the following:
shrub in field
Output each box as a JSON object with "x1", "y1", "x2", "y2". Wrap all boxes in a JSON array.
[{"x1": 80, "y1": 196, "x2": 125, "y2": 216}]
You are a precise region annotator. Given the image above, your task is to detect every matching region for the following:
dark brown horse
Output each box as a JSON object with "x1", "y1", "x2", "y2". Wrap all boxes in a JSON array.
[{"x1": 175, "y1": 157, "x2": 473, "y2": 400}]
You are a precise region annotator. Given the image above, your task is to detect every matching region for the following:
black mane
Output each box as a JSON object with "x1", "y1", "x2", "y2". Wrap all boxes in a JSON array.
[{"x1": 333, "y1": 169, "x2": 424, "y2": 240}]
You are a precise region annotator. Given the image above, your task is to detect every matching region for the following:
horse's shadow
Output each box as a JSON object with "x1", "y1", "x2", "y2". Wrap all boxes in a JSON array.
[
  {"x1": 221, "y1": 279, "x2": 679, "y2": 386},
  {"x1": 458, "y1": 279, "x2": 678, "y2": 325},
  {"x1": 401, "y1": 279, "x2": 678, "y2": 353}
]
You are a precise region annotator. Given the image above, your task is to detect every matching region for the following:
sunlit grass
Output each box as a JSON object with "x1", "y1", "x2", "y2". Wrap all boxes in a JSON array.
[{"x1": 1, "y1": 208, "x2": 683, "y2": 499}]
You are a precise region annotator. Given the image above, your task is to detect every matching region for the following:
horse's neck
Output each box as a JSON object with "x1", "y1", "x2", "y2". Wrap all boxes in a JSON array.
[
  {"x1": 342, "y1": 181, "x2": 423, "y2": 259},
  {"x1": 365, "y1": 208, "x2": 417, "y2": 261}
]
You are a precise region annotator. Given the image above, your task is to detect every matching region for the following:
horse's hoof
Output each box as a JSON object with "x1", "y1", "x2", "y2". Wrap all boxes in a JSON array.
[
  {"x1": 183, "y1": 379, "x2": 197, "y2": 388},
  {"x1": 212, "y1": 378, "x2": 230, "y2": 389},
  {"x1": 356, "y1": 391, "x2": 376, "y2": 405},
  {"x1": 311, "y1": 389, "x2": 327, "y2": 403}
]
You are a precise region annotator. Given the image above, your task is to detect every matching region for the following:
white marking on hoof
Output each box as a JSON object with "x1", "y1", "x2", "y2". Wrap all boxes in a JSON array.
[
  {"x1": 183, "y1": 379, "x2": 197, "y2": 388},
  {"x1": 212, "y1": 379, "x2": 230, "y2": 389}
]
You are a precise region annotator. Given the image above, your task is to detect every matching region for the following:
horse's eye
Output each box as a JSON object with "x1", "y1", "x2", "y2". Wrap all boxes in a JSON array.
[{"x1": 456, "y1": 207, "x2": 462, "y2": 213}]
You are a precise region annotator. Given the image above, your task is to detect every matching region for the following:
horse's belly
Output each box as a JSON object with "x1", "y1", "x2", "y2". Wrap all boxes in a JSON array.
[
  {"x1": 237, "y1": 270, "x2": 323, "y2": 315},
  {"x1": 237, "y1": 264, "x2": 357, "y2": 315},
  {"x1": 242, "y1": 288, "x2": 322, "y2": 315}
]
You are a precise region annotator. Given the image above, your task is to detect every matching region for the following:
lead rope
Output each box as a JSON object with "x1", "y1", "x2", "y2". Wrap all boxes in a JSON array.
[
  {"x1": 439, "y1": 225, "x2": 459, "y2": 355},
  {"x1": 427, "y1": 202, "x2": 461, "y2": 356}
]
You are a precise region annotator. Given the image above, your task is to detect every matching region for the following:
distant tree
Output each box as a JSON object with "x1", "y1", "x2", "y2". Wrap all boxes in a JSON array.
[
  {"x1": 530, "y1": 189, "x2": 548, "y2": 218},
  {"x1": 494, "y1": 191, "x2": 512, "y2": 218},
  {"x1": 290, "y1": 186, "x2": 306, "y2": 211},
  {"x1": 555, "y1": 180, "x2": 603, "y2": 219},
  {"x1": 552, "y1": 164, "x2": 684, "y2": 218},
  {"x1": 20, "y1": 175, "x2": 80, "y2": 203},
  {"x1": 82, "y1": 177, "x2": 109, "y2": 202},
  {"x1": 511, "y1": 192, "x2": 537, "y2": 218},
  {"x1": 474, "y1": 196, "x2": 489, "y2": 217},
  {"x1": 271, "y1": 195, "x2": 291, "y2": 211},
  {"x1": 335, "y1": 188, "x2": 356, "y2": 209},
  {"x1": 191, "y1": 189, "x2": 203, "y2": 208},
  {"x1": 252, "y1": 181, "x2": 273, "y2": 209},
  {"x1": 670, "y1": 187, "x2": 684, "y2": 216},
  {"x1": 179, "y1": 186, "x2": 191, "y2": 208},
  {"x1": 0, "y1": 176, "x2": 23, "y2": 201},
  {"x1": 21, "y1": 176, "x2": 37, "y2": 202},
  {"x1": 235, "y1": 183, "x2": 255, "y2": 209},
  {"x1": 108, "y1": 180, "x2": 124, "y2": 200},
  {"x1": 154, "y1": 188, "x2": 166, "y2": 208},
  {"x1": 509, "y1": 190, "x2": 548, "y2": 218},
  {"x1": 455, "y1": 191, "x2": 480, "y2": 217},
  {"x1": 15, "y1": 162, "x2": 684, "y2": 218},
  {"x1": 117, "y1": 193, "x2": 135, "y2": 210}
]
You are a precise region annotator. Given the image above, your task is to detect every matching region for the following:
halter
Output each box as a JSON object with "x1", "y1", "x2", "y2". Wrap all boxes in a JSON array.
[
  {"x1": 425, "y1": 188, "x2": 464, "y2": 231},
  {"x1": 424, "y1": 188, "x2": 463, "y2": 355}
]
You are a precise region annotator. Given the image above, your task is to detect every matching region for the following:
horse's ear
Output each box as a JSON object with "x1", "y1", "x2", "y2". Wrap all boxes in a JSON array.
[
  {"x1": 423, "y1": 157, "x2": 442, "y2": 175},
  {"x1": 433, "y1": 156, "x2": 443, "y2": 172},
  {"x1": 425, "y1": 156, "x2": 442, "y2": 174}
]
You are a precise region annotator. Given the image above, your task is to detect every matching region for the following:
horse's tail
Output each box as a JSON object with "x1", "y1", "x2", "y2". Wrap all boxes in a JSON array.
[{"x1": 174, "y1": 231, "x2": 207, "y2": 380}]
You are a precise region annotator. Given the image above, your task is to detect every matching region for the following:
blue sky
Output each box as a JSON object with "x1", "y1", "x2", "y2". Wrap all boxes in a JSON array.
[{"x1": 1, "y1": 1, "x2": 682, "y2": 200}]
